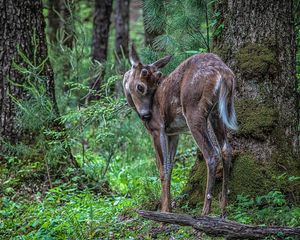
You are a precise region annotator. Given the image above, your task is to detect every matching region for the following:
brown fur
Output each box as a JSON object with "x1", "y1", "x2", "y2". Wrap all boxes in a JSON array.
[{"x1": 124, "y1": 50, "x2": 236, "y2": 216}]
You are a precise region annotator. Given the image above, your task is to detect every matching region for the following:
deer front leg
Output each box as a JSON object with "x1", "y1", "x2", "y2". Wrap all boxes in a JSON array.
[
  {"x1": 160, "y1": 129, "x2": 179, "y2": 212},
  {"x1": 159, "y1": 128, "x2": 174, "y2": 212},
  {"x1": 166, "y1": 134, "x2": 179, "y2": 210},
  {"x1": 152, "y1": 131, "x2": 171, "y2": 212},
  {"x1": 152, "y1": 130, "x2": 178, "y2": 212}
]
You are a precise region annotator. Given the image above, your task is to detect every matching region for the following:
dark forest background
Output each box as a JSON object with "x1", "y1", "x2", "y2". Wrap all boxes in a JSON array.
[{"x1": 0, "y1": 0, "x2": 300, "y2": 239}]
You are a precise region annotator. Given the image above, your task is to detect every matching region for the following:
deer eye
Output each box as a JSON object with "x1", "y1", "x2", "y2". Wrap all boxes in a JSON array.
[
  {"x1": 155, "y1": 71, "x2": 162, "y2": 78},
  {"x1": 137, "y1": 84, "x2": 145, "y2": 94}
]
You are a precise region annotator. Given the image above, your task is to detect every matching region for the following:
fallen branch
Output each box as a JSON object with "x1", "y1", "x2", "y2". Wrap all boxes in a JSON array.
[{"x1": 138, "y1": 210, "x2": 300, "y2": 239}]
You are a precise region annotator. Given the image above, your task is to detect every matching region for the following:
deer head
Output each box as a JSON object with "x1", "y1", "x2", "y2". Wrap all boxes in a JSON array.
[{"x1": 123, "y1": 43, "x2": 172, "y2": 121}]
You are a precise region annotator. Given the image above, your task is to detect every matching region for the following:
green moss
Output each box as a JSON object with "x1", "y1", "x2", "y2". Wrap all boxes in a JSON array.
[
  {"x1": 235, "y1": 99, "x2": 278, "y2": 140},
  {"x1": 181, "y1": 150, "x2": 300, "y2": 207},
  {"x1": 271, "y1": 128, "x2": 300, "y2": 171},
  {"x1": 180, "y1": 155, "x2": 223, "y2": 207},
  {"x1": 180, "y1": 158, "x2": 206, "y2": 207},
  {"x1": 230, "y1": 153, "x2": 276, "y2": 197},
  {"x1": 235, "y1": 42, "x2": 277, "y2": 79},
  {"x1": 180, "y1": 152, "x2": 276, "y2": 206}
]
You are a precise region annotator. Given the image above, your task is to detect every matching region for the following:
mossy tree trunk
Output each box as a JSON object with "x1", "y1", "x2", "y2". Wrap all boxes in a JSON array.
[
  {"x1": 0, "y1": 0, "x2": 76, "y2": 172},
  {"x1": 182, "y1": 0, "x2": 299, "y2": 207}
]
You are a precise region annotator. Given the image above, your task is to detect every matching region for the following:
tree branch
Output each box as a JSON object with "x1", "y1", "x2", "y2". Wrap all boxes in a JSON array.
[{"x1": 138, "y1": 210, "x2": 300, "y2": 239}]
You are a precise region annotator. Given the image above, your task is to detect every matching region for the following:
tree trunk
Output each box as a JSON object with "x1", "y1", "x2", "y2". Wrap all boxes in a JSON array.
[
  {"x1": 0, "y1": 0, "x2": 75, "y2": 169},
  {"x1": 115, "y1": 0, "x2": 130, "y2": 60},
  {"x1": 48, "y1": 0, "x2": 74, "y2": 48},
  {"x1": 87, "y1": 0, "x2": 113, "y2": 102},
  {"x1": 182, "y1": 0, "x2": 300, "y2": 206},
  {"x1": 91, "y1": 0, "x2": 113, "y2": 63},
  {"x1": 114, "y1": 0, "x2": 130, "y2": 95},
  {"x1": 0, "y1": 0, "x2": 54, "y2": 146}
]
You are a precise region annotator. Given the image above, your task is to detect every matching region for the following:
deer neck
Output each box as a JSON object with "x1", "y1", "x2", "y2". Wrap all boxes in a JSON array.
[{"x1": 151, "y1": 74, "x2": 188, "y2": 135}]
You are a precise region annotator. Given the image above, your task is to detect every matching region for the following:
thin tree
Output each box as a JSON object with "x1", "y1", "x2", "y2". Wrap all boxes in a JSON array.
[
  {"x1": 182, "y1": 0, "x2": 300, "y2": 205},
  {"x1": 88, "y1": 0, "x2": 113, "y2": 101},
  {"x1": 115, "y1": 0, "x2": 130, "y2": 64},
  {"x1": 114, "y1": 0, "x2": 130, "y2": 95}
]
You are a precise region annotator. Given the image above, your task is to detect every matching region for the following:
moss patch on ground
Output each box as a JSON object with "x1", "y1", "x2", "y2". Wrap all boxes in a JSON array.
[
  {"x1": 181, "y1": 151, "x2": 300, "y2": 207},
  {"x1": 235, "y1": 42, "x2": 277, "y2": 79},
  {"x1": 235, "y1": 98, "x2": 278, "y2": 140}
]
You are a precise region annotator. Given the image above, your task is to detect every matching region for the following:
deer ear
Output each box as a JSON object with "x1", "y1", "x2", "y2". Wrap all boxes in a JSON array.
[
  {"x1": 129, "y1": 42, "x2": 140, "y2": 67},
  {"x1": 151, "y1": 55, "x2": 172, "y2": 69}
]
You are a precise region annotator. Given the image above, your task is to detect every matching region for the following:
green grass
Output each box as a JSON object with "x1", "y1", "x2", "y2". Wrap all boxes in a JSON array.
[{"x1": 0, "y1": 168, "x2": 196, "y2": 240}]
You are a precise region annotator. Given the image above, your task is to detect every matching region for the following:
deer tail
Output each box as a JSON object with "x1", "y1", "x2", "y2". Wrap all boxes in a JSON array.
[{"x1": 218, "y1": 75, "x2": 238, "y2": 130}]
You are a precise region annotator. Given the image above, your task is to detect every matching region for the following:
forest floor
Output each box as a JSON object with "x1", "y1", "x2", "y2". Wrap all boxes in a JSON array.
[{"x1": 1, "y1": 157, "x2": 299, "y2": 239}]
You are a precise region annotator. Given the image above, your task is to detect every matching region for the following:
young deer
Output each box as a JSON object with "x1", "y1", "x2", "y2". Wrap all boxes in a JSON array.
[{"x1": 123, "y1": 44, "x2": 237, "y2": 216}]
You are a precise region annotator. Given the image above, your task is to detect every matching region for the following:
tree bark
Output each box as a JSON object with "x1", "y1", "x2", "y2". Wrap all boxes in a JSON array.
[
  {"x1": 0, "y1": 0, "x2": 55, "y2": 146},
  {"x1": 138, "y1": 210, "x2": 300, "y2": 239},
  {"x1": 115, "y1": 0, "x2": 130, "y2": 61},
  {"x1": 91, "y1": 0, "x2": 113, "y2": 63},
  {"x1": 182, "y1": 0, "x2": 300, "y2": 206},
  {"x1": 0, "y1": 0, "x2": 75, "y2": 168},
  {"x1": 88, "y1": 0, "x2": 113, "y2": 101},
  {"x1": 114, "y1": 0, "x2": 130, "y2": 95}
]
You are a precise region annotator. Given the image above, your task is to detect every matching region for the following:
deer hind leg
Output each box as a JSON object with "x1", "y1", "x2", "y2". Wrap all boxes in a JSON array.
[
  {"x1": 210, "y1": 109, "x2": 232, "y2": 218},
  {"x1": 185, "y1": 106, "x2": 221, "y2": 215}
]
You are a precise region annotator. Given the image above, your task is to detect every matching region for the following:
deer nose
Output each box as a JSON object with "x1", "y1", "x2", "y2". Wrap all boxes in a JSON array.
[{"x1": 141, "y1": 112, "x2": 152, "y2": 121}]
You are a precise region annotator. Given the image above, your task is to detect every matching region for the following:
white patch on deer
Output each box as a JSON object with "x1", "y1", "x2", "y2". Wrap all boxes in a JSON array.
[
  {"x1": 214, "y1": 146, "x2": 221, "y2": 156},
  {"x1": 214, "y1": 73, "x2": 222, "y2": 94},
  {"x1": 125, "y1": 81, "x2": 130, "y2": 92},
  {"x1": 222, "y1": 142, "x2": 228, "y2": 152},
  {"x1": 171, "y1": 96, "x2": 178, "y2": 105},
  {"x1": 191, "y1": 71, "x2": 201, "y2": 85},
  {"x1": 207, "y1": 193, "x2": 212, "y2": 200}
]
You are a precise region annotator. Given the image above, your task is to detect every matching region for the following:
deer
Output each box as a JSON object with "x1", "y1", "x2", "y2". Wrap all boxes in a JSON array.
[{"x1": 123, "y1": 44, "x2": 237, "y2": 217}]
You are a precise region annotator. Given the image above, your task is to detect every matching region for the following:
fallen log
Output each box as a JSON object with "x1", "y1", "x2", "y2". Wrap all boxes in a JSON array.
[{"x1": 138, "y1": 210, "x2": 300, "y2": 239}]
